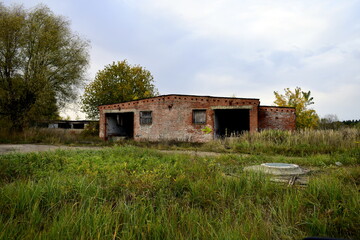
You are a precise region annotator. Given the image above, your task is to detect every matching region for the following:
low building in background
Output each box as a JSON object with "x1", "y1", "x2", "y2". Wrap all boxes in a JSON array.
[
  {"x1": 98, "y1": 94, "x2": 296, "y2": 142},
  {"x1": 48, "y1": 120, "x2": 97, "y2": 131}
]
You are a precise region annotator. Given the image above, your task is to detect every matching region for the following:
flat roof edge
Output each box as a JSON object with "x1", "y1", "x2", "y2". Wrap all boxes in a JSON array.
[
  {"x1": 98, "y1": 94, "x2": 260, "y2": 107},
  {"x1": 259, "y1": 105, "x2": 295, "y2": 109}
]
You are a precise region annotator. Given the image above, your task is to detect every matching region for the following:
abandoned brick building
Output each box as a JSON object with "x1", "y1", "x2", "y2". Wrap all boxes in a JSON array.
[{"x1": 98, "y1": 94, "x2": 296, "y2": 142}]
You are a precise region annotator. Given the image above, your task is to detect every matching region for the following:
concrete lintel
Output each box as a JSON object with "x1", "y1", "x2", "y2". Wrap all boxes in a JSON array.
[
  {"x1": 104, "y1": 109, "x2": 136, "y2": 113},
  {"x1": 211, "y1": 105, "x2": 253, "y2": 110}
]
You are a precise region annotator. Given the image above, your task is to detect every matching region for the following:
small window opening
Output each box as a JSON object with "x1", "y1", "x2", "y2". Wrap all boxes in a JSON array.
[
  {"x1": 140, "y1": 111, "x2": 152, "y2": 125},
  {"x1": 193, "y1": 110, "x2": 206, "y2": 124}
]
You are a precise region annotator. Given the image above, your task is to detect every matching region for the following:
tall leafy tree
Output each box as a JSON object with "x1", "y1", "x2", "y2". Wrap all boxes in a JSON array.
[
  {"x1": 274, "y1": 87, "x2": 319, "y2": 129},
  {"x1": 81, "y1": 60, "x2": 159, "y2": 119},
  {"x1": 0, "y1": 4, "x2": 89, "y2": 131}
]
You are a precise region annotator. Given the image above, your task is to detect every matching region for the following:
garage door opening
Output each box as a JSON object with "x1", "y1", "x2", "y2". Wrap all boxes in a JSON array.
[
  {"x1": 106, "y1": 112, "x2": 134, "y2": 139},
  {"x1": 214, "y1": 109, "x2": 250, "y2": 138}
]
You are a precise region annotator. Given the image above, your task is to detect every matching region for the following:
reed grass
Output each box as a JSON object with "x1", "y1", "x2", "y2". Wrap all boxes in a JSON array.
[{"x1": 200, "y1": 128, "x2": 360, "y2": 156}]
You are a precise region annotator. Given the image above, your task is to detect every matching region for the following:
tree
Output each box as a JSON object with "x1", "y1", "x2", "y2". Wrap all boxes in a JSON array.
[
  {"x1": 81, "y1": 60, "x2": 159, "y2": 119},
  {"x1": 274, "y1": 87, "x2": 319, "y2": 129},
  {"x1": 0, "y1": 4, "x2": 89, "y2": 131},
  {"x1": 319, "y1": 114, "x2": 343, "y2": 130}
]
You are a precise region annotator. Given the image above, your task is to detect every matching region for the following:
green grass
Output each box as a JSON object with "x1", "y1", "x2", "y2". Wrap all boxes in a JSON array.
[{"x1": 1, "y1": 145, "x2": 359, "y2": 239}]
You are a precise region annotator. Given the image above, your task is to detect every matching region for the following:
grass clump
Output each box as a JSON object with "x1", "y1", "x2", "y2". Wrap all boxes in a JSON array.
[{"x1": 0, "y1": 145, "x2": 359, "y2": 239}]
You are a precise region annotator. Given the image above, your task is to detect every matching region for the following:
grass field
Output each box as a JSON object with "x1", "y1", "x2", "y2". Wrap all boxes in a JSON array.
[{"x1": 0, "y1": 129, "x2": 359, "y2": 239}]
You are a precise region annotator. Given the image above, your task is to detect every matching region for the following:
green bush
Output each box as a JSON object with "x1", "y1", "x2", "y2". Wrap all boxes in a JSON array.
[{"x1": 80, "y1": 122, "x2": 99, "y2": 137}]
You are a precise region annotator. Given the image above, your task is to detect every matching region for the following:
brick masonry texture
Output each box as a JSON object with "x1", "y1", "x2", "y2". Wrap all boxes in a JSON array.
[
  {"x1": 99, "y1": 95, "x2": 296, "y2": 142},
  {"x1": 258, "y1": 106, "x2": 296, "y2": 131}
]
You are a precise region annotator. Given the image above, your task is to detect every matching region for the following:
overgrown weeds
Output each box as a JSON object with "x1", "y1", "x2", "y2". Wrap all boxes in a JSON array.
[
  {"x1": 124, "y1": 129, "x2": 360, "y2": 157},
  {"x1": 201, "y1": 128, "x2": 360, "y2": 156},
  {"x1": 0, "y1": 146, "x2": 359, "y2": 239},
  {"x1": 0, "y1": 128, "x2": 103, "y2": 145},
  {"x1": 1, "y1": 128, "x2": 359, "y2": 157}
]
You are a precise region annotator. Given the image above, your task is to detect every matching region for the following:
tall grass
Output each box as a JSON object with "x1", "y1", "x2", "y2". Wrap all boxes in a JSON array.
[
  {"x1": 1, "y1": 146, "x2": 359, "y2": 239},
  {"x1": 1, "y1": 128, "x2": 359, "y2": 157},
  {"x1": 202, "y1": 128, "x2": 360, "y2": 156}
]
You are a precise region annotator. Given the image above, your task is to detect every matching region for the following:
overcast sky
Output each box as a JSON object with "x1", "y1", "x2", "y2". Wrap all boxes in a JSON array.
[{"x1": 3, "y1": 0, "x2": 360, "y2": 120}]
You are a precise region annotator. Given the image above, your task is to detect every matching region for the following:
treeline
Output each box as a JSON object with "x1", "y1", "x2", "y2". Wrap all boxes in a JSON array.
[
  {"x1": 318, "y1": 117, "x2": 360, "y2": 130},
  {"x1": 342, "y1": 119, "x2": 360, "y2": 126}
]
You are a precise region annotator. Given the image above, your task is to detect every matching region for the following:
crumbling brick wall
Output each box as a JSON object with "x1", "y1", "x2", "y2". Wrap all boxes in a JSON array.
[
  {"x1": 98, "y1": 95, "x2": 260, "y2": 142},
  {"x1": 258, "y1": 106, "x2": 296, "y2": 131}
]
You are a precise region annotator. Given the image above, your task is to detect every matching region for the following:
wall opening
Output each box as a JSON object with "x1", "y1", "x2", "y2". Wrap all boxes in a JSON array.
[
  {"x1": 214, "y1": 109, "x2": 250, "y2": 138},
  {"x1": 106, "y1": 112, "x2": 134, "y2": 139},
  {"x1": 193, "y1": 110, "x2": 206, "y2": 124},
  {"x1": 58, "y1": 122, "x2": 71, "y2": 129},
  {"x1": 72, "y1": 123, "x2": 85, "y2": 129},
  {"x1": 140, "y1": 111, "x2": 152, "y2": 125}
]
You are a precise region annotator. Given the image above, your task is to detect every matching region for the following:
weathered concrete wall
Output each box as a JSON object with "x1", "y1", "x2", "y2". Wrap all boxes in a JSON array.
[
  {"x1": 99, "y1": 95, "x2": 260, "y2": 142},
  {"x1": 258, "y1": 106, "x2": 296, "y2": 130}
]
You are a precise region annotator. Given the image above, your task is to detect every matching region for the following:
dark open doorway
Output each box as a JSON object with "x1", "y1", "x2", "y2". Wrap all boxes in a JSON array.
[
  {"x1": 214, "y1": 109, "x2": 250, "y2": 138},
  {"x1": 106, "y1": 112, "x2": 134, "y2": 139}
]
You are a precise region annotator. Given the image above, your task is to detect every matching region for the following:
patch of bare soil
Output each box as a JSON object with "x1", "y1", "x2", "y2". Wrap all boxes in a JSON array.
[{"x1": 0, "y1": 144, "x2": 103, "y2": 155}]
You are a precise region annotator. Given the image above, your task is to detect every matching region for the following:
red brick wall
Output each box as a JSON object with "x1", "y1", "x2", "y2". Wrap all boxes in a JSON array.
[
  {"x1": 98, "y1": 95, "x2": 260, "y2": 142},
  {"x1": 258, "y1": 106, "x2": 296, "y2": 131}
]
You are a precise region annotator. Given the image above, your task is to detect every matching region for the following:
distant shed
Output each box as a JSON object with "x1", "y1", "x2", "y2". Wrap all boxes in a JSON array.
[{"x1": 48, "y1": 120, "x2": 97, "y2": 130}]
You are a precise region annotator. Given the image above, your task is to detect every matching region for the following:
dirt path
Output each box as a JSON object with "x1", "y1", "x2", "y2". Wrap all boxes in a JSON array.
[
  {"x1": 0, "y1": 144, "x2": 103, "y2": 155},
  {"x1": 0, "y1": 144, "x2": 231, "y2": 157},
  {"x1": 0, "y1": 144, "x2": 230, "y2": 157},
  {"x1": 159, "y1": 150, "x2": 226, "y2": 157}
]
